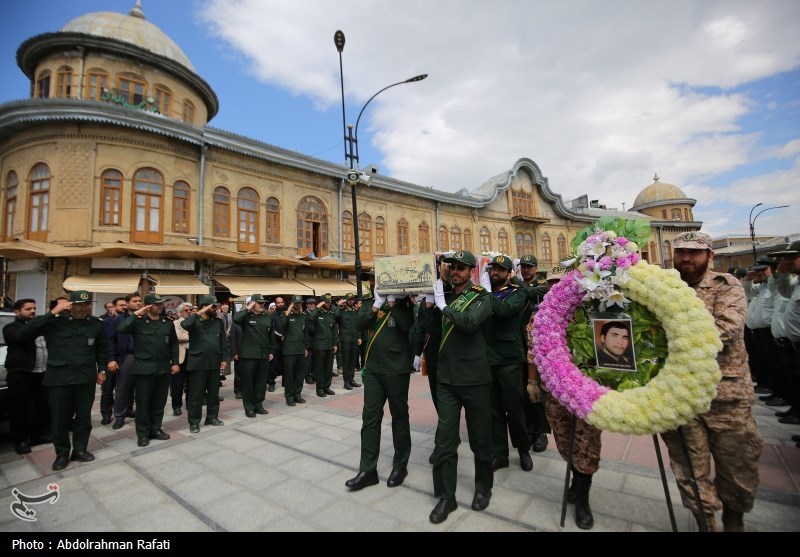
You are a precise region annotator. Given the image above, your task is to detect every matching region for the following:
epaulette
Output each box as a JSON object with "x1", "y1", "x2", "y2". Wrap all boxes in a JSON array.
[
  {"x1": 509, "y1": 282, "x2": 521, "y2": 289},
  {"x1": 471, "y1": 284, "x2": 487, "y2": 293}
]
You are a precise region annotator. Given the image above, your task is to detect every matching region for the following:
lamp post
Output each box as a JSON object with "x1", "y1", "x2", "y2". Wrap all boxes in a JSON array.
[
  {"x1": 749, "y1": 203, "x2": 789, "y2": 263},
  {"x1": 334, "y1": 30, "x2": 427, "y2": 297}
]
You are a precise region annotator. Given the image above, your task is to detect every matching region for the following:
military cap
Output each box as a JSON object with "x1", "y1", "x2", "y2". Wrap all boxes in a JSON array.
[
  {"x1": 731, "y1": 267, "x2": 747, "y2": 278},
  {"x1": 250, "y1": 293, "x2": 267, "y2": 303},
  {"x1": 519, "y1": 254, "x2": 538, "y2": 266},
  {"x1": 291, "y1": 294, "x2": 304, "y2": 303},
  {"x1": 546, "y1": 266, "x2": 567, "y2": 281},
  {"x1": 757, "y1": 257, "x2": 778, "y2": 267},
  {"x1": 305, "y1": 297, "x2": 317, "y2": 304},
  {"x1": 443, "y1": 250, "x2": 477, "y2": 268},
  {"x1": 143, "y1": 293, "x2": 164, "y2": 305},
  {"x1": 489, "y1": 254, "x2": 513, "y2": 271},
  {"x1": 749, "y1": 263, "x2": 768, "y2": 271},
  {"x1": 673, "y1": 231, "x2": 713, "y2": 250},
  {"x1": 322, "y1": 293, "x2": 332, "y2": 302},
  {"x1": 360, "y1": 270, "x2": 375, "y2": 281},
  {"x1": 68, "y1": 290, "x2": 93, "y2": 304},
  {"x1": 198, "y1": 294, "x2": 217, "y2": 306},
  {"x1": 345, "y1": 292, "x2": 355, "y2": 300},
  {"x1": 768, "y1": 240, "x2": 800, "y2": 258}
]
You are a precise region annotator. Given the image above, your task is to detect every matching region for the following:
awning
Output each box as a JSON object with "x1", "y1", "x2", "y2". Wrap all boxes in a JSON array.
[
  {"x1": 295, "y1": 278, "x2": 356, "y2": 297},
  {"x1": 213, "y1": 277, "x2": 313, "y2": 297},
  {"x1": 63, "y1": 274, "x2": 142, "y2": 294},
  {"x1": 151, "y1": 274, "x2": 209, "y2": 295}
]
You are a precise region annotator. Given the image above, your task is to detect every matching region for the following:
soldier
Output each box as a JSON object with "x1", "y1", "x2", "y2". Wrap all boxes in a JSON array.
[
  {"x1": 345, "y1": 289, "x2": 415, "y2": 491},
  {"x1": 116, "y1": 293, "x2": 180, "y2": 447},
  {"x1": 336, "y1": 292, "x2": 362, "y2": 390},
  {"x1": 771, "y1": 240, "x2": 800, "y2": 425},
  {"x1": 744, "y1": 261, "x2": 776, "y2": 396},
  {"x1": 179, "y1": 294, "x2": 228, "y2": 433},
  {"x1": 483, "y1": 255, "x2": 533, "y2": 472},
  {"x1": 303, "y1": 298, "x2": 317, "y2": 385},
  {"x1": 309, "y1": 293, "x2": 338, "y2": 397},
  {"x1": 267, "y1": 296, "x2": 286, "y2": 392},
  {"x1": 662, "y1": 231, "x2": 764, "y2": 532},
  {"x1": 23, "y1": 290, "x2": 107, "y2": 471},
  {"x1": 426, "y1": 250, "x2": 494, "y2": 524},
  {"x1": 279, "y1": 295, "x2": 308, "y2": 406},
  {"x1": 232, "y1": 293, "x2": 275, "y2": 417}
]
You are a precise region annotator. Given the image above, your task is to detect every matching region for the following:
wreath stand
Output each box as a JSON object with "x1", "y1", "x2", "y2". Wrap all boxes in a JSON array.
[{"x1": 559, "y1": 416, "x2": 710, "y2": 532}]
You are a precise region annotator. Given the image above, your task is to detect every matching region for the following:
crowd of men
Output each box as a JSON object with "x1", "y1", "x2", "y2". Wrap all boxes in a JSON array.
[{"x1": 4, "y1": 234, "x2": 794, "y2": 530}]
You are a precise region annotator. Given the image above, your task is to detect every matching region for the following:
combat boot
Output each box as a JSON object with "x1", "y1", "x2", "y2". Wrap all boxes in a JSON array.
[
  {"x1": 693, "y1": 512, "x2": 717, "y2": 532},
  {"x1": 572, "y1": 470, "x2": 594, "y2": 530},
  {"x1": 722, "y1": 506, "x2": 744, "y2": 532}
]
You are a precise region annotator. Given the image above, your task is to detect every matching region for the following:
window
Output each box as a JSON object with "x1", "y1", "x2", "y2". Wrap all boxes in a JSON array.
[
  {"x1": 557, "y1": 234, "x2": 567, "y2": 261},
  {"x1": 237, "y1": 187, "x2": 259, "y2": 252},
  {"x1": 213, "y1": 187, "x2": 230, "y2": 237},
  {"x1": 342, "y1": 210, "x2": 354, "y2": 250},
  {"x1": 100, "y1": 169, "x2": 122, "y2": 226},
  {"x1": 684, "y1": 208, "x2": 690, "y2": 221},
  {"x1": 56, "y1": 66, "x2": 74, "y2": 98},
  {"x1": 397, "y1": 218, "x2": 409, "y2": 254},
  {"x1": 439, "y1": 225, "x2": 449, "y2": 251},
  {"x1": 661, "y1": 209, "x2": 668, "y2": 219},
  {"x1": 464, "y1": 228, "x2": 473, "y2": 252},
  {"x1": 182, "y1": 100, "x2": 195, "y2": 124},
  {"x1": 296, "y1": 196, "x2": 328, "y2": 257},
  {"x1": 154, "y1": 85, "x2": 172, "y2": 116},
  {"x1": 173, "y1": 181, "x2": 190, "y2": 233},
  {"x1": 117, "y1": 73, "x2": 146, "y2": 105},
  {"x1": 4, "y1": 171, "x2": 18, "y2": 241},
  {"x1": 27, "y1": 163, "x2": 51, "y2": 241},
  {"x1": 450, "y1": 225, "x2": 462, "y2": 251},
  {"x1": 35, "y1": 71, "x2": 51, "y2": 99},
  {"x1": 541, "y1": 233, "x2": 552, "y2": 263},
  {"x1": 511, "y1": 188, "x2": 534, "y2": 216},
  {"x1": 375, "y1": 216, "x2": 386, "y2": 254},
  {"x1": 671, "y1": 208, "x2": 682, "y2": 221},
  {"x1": 265, "y1": 196, "x2": 280, "y2": 243},
  {"x1": 359, "y1": 213, "x2": 373, "y2": 260},
  {"x1": 86, "y1": 69, "x2": 109, "y2": 101},
  {"x1": 498, "y1": 228, "x2": 509, "y2": 254},
  {"x1": 418, "y1": 222, "x2": 430, "y2": 253},
  {"x1": 663, "y1": 240, "x2": 672, "y2": 267},
  {"x1": 650, "y1": 241, "x2": 658, "y2": 264},
  {"x1": 480, "y1": 226, "x2": 491, "y2": 252},
  {"x1": 515, "y1": 231, "x2": 534, "y2": 256},
  {"x1": 131, "y1": 168, "x2": 163, "y2": 243}
]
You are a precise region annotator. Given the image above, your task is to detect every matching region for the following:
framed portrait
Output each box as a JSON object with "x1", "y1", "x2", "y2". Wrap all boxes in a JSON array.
[{"x1": 592, "y1": 318, "x2": 636, "y2": 372}]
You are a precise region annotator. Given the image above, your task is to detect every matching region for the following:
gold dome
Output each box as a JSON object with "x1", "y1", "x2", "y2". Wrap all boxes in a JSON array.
[
  {"x1": 632, "y1": 174, "x2": 689, "y2": 208},
  {"x1": 61, "y1": 2, "x2": 195, "y2": 72}
]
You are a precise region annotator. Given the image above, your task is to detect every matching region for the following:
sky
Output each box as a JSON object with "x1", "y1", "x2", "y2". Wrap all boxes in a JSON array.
[{"x1": 1, "y1": 0, "x2": 799, "y2": 239}]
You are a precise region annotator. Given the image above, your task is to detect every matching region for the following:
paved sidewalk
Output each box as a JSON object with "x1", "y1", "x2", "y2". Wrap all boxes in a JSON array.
[{"x1": 0, "y1": 371, "x2": 798, "y2": 533}]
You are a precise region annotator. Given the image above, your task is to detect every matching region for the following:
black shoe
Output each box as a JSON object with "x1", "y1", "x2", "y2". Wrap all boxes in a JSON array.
[
  {"x1": 766, "y1": 397, "x2": 790, "y2": 407},
  {"x1": 351, "y1": 381, "x2": 361, "y2": 388},
  {"x1": 295, "y1": 397, "x2": 306, "y2": 404},
  {"x1": 218, "y1": 396, "x2": 224, "y2": 402},
  {"x1": 267, "y1": 384, "x2": 276, "y2": 392},
  {"x1": 70, "y1": 450, "x2": 95, "y2": 463},
  {"x1": 254, "y1": 406, "x2": 269, "y2": 415},
  {"x1": 324, "y1": 388, "x2": 335, "y2": 395},
  {"x1": 387, "y1": 468, "x2": 408, "y2": 488},
  {"x1": 775, "y1": 410, "x2": 791, "y2": 418},
  {"x1": 792, "y1": 434, "x2": 800, "y2": 442},
  {"x1": 205, "y1": 418, "x2": 225, "y2": 426},
  {"x1": 754, "y1": 386, "x2": 772, "y2": 394},
  {"x1": 189, "y1": 424, "x2": 200, "y2": 433},
  {"x1": 471, "y1": 490, "x2": 492, "y2": 511},
  {"x1": 532, "y1": 433, "x2": 548, "y2": 452},
  {"x1": 429, "y1": 448, "x2": 437, "y2": 465},
  {"x1": 345, "y1": 470, "x2": 379, "y2": 491},
  {"x1": 305, "y1": 377, "x2": 315, "y2": 384},
  {"x1": 125, "y1": 410, "x2": 136, "y2": 418},
  {"x1": 112, "y1": 418, "x2": 125, "y2": 430},
  {"x1": 235, "y1": 392, "x2": 242, "y2": 399},
  {"x1": 491, "y1": 456, "x2": 509, "y2": 471},
  {"x1": 286, "y1": 399, "x2": 296, "y2": 406},
  {"x1": 519, "y1": 450, "x2": 533, "y2": 472},
  {"x1": 15, "y1": 441, "x2": 31, "y2": 455},
  {"x1": 52, "y1": 455, "x2": 69, "y2": 471},
  {"x1": 343, "y1": 383, "x2": 353, "y2": 390},
  {"x1": 137, "y1": 437, "x2": 150, "y2": 447},
  {"x1": 429, "y1": 498, "x2": 457, "y2": 524},
  {"x1": 246, "y1": 411, "x2": 257, "y2": 418},
  {"x1": 100, "y1": 415, "x2": 112, "y2": 425},
  {"x1": 317, "y1": 390, "x2": 327, "y2": 398},
  {"x1": 149, "y1": 430, "x2": 170, "y2": 441},
  {"x1": 778, "y1": 415, "x2": 800, "y2": 424},
  {"x1": 173, "y1": 407, "x2": 182, "y2": 416},
  {"x1": 576, "y1": 503, "x2": 594, "y2": 529}
]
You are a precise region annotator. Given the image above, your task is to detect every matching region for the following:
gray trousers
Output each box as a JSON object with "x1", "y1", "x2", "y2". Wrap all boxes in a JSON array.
[{"x1": 113, "y1": 354, "x2": 135, "y2": 419}]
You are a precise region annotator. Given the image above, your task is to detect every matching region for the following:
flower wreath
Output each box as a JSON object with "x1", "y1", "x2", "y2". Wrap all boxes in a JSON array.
[{"x1": 531, "y1": 218, "x2": 722, "y2": 435}]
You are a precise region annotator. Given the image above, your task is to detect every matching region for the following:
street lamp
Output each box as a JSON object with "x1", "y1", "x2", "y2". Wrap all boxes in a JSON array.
[
  {"x1": 749, "y1": 203, "x2": 789, "y2": 263},
  {"x1": 334, "y1": 29, "x2": 427, "y2": 297}
]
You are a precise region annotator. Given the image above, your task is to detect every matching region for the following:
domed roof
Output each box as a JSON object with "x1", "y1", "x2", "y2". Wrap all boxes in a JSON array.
[
  {"x1": 632, "y1": 174, "x2": 689, "y2": 208},
  {"x1": 61, "y1": 2, "x2": 195, "y2": 72}
]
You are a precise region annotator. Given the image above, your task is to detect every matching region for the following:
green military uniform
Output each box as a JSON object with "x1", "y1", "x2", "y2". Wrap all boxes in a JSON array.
[
  {"x1": 279, "y1": 295, "x2": 309, "y2": 404},
  {"x1": 309, "y1": 294, "x2": 338, "y2": 396},
  {"x1": 180, "y1": 297, "x2": 229, "y2": 428},
  {"x1": 117, "y1": 293, "x2": 179, "y2": 442},
  {"x1": 355, "y1": 294, "x2": 415, "y2": 474},
  {"x1": 23, "y1": 291, "x2": 107, "y2": 467},
  {"x1": 336, "y1": 293, "x2": 361, "y2": 388},
  {"x1": 232, "y1": 294, "x2": 275, "y2": 415}
]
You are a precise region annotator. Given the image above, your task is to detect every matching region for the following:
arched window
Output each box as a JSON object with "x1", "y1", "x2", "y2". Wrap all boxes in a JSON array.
[
  {"x1": 100, "y1": 169, "x2": 123, "y2": 226},
  {"x1": 27, "y1": 163, "x2": 51, "y2": 241},
  {"x1": 418, "y1": 222, "x2": 430, "y2": 253},
  {"x1": 131, "y1": 168, "x2": 163, "y2": 243},
  {"x1": 154, "y1": 85, "x2": 172, "y2": 116},
  {"x1": 671, "y1": 208, "x2": 682, "y2": 221},
  {"x1": 182, "y1": 100, "x2": 195, "y2": 124},
  {"x1": 375, "y1": 216, "x2": 386, "y2": 254},
  {"x1": 480, "y1": 226, "x2": 492, "y2": 253},
  {"x1": 237, "y1": 187, "x2": 259, "y2": 252},
  {"x1": 450, "y1": 225, "x2": 462, "y2": 251},
  {"x1": 117, "y1": 73, "x2": 146, "y2": 105},
  {"x1": 4, "y1": 171, "x2": 18, "y2": 241},
  {"x1": 464, "y1": 228, "x2": 473, "y2": 252},
  {"x1": 511, "y1": 188, "x2": 534, "y2": 217},
  {"x1": 650, "y1": 241, "x2": 658, "y2": 264},
  {"x1": 359, "y1": 213, "x2": 373, "y2": 260},
  {"x1": 661, "y1": 209, "x2": 668, "y2": 219},
  {"x1": 296, "y1": 196, "x2": 328, "y2": 257},
  {"x1": 265, "y1": 196, "x2": 280, "y2": 243},
  {"x1": 663, "y1": 240, "x2": 672, "y2": 267},
  {"x1": 342, "y1": 210, "x2": 354, "y2": 250},
  {"x1": 397, "y1": 218, "x2": 409, "y2": 254},
  {"x1": 213, "y1": 187, "x2": 230, "y2": 237},
  {"x1": 557, "y1": 234, "x2": 567, "y2": 261},
  {"x1": 173, "y1": 181, "x2": 190, "y2": 233},
  {"x1": 85, "y1": 69, "x2": 109, "y2": 101},
  {"x1": 56, "y1": 66, "x2": 74, "y2": 98},
  {"x1": 541, "y1": 233, "x2": 552, "y2": 264},
  {"x1": 439, "y1": 225, "x2": 449, "y2": 251},
  {"x1": 515, "y1": 231, "x2": 534, "y2": 256},
  {"x1": 35, "y1": 71, "x2": 51, "y2": 99},
  {"x1": 684, "y1": 208, "x2": 690, "y2": 221},
  {"x1": 498, "y1": 228, "x2": 509, "y2": 255}
]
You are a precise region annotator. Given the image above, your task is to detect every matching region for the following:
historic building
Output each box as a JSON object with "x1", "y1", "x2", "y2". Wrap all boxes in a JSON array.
[{"x1": 0, "y1": 2, "x2": 700, "y2": 312}]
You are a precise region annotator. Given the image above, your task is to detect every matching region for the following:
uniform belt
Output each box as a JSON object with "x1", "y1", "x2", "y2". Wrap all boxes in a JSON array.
[{"x1": 775, "y1": 337, "x2": 790, "y2": 348}]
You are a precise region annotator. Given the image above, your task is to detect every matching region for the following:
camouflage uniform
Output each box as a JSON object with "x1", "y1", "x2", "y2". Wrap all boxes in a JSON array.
[
  {"x1": 660, "y1": 268, "x2": 763, "y2": 528},
  {"x1": 543, "y1": 396, "x2": 601, "y2": 475}
]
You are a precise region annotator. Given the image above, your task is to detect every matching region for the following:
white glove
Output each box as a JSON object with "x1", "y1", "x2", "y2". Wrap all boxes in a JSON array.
[
  {"x1": 480, "y1": 264, "x2": 492, "y2": 291},
  {"x1": 387, "y1": 295, "x2": 396, "y2": 303},
  {"x1": 373, "y1": 290, "x2": 386, "y2": 309},
  {"x1": 413, "y1": 355, "x2": 422, "y2": 372},
  {"x1": 434, "y1": 279, "x2": 447, "y2": 310}
]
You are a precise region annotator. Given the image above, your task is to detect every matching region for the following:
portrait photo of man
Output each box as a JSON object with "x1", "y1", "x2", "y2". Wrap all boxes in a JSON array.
[{"x1": 593, "y1": 319, "x2": 636, "y2": 371}]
